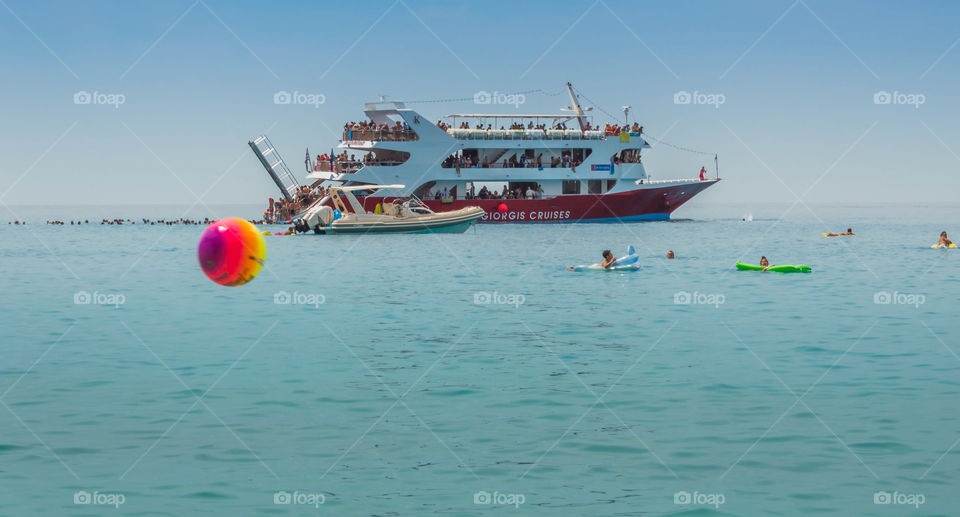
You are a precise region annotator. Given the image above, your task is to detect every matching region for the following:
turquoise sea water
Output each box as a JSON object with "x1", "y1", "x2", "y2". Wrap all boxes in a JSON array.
[{"x1": 1, "y1": 203, "x2": 959, "y2": 516}]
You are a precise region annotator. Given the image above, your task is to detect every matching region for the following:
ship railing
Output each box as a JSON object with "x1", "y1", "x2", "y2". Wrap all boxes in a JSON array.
[
  {"x1": 446, "y1": 128, "x2": 607, "y2": 141},
  {"x1": 313, "y1": 161, "x2": 361, "y2": 174},
  {"x1": 342, "y1": 129, "x2": 418, "y2": 142},
  {"x1": 636, "y1": 177, "x2": 714, "y2": 185},
  {"x1": 442, "y1": 162, "x2": 584, "y2": 169},
  {"x1": 315, "y1": 161, "x2": 404, "y2": 173},
  {"x1": 430, "y1": 195, "x2": 557, "y2": 201}
]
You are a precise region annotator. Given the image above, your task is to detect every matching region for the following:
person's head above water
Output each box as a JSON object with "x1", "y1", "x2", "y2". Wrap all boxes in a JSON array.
[
  {"x1": 602, "y1": 250, "x2": 612, "y2": 260},
  {"x1": 667, "y1": 250, "x2": 675, "y2": 259},
  {"x1": 760, "y1": 256, "x2": 769, "y2": 266},
  {"x1": 847, "y1": 228, "x2": 852, "y2": 233},
  {"x1": 941, "y1": 231, "x2": 948, "y2": 238}
]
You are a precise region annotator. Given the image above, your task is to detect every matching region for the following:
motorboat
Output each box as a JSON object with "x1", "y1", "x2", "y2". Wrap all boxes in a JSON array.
[{"x1": 298, "y1": 184, "x2": 484, "y2": 234}]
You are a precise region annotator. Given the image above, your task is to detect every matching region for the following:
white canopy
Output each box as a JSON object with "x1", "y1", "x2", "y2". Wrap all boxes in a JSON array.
[{"x1": 336, "y1": 184, "x2": 406, "y2": 192}]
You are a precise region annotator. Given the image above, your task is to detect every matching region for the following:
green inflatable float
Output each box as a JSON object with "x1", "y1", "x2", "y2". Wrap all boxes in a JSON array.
[{"x1": 736, "y1": 262, "x2": 811, "y2": 273}]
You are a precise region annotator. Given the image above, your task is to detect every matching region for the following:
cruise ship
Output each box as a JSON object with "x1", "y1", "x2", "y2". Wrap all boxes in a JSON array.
[{"x1": 251, "y1": 84, "x2": 720, "y2": 224}]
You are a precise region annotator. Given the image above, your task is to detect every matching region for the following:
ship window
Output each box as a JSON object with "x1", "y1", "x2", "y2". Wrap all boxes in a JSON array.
[
  {"x1": 588, "y1": 180, "x2": 602, "y2": 194},
  {"x1": 562, "y1": 180, "x2": 581, "y2": 194},
  {"x1": 613, "y1": 149, "x2": 642, "y2": 163},
  {"x1": 607, "y1": 180, "x2": 617, "y2": 191}
]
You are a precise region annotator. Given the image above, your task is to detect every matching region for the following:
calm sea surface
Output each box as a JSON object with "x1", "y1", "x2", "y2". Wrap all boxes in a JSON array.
[{"x1": 1, "y1": 203, "x2": 959, "y2": 516}]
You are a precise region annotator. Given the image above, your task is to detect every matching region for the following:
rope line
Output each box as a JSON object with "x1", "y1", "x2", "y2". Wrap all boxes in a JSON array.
[
  {"x1": 642, "y1": 134, "x2": 716, "y2": 156},
  {"x1": 572, "y1": 86, "x2": 716, "y2": 157}
]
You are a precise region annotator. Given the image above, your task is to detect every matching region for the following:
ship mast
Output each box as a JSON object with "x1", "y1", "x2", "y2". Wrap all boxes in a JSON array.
[{"x1": 564, "y1": 82, "x2": 588, "y2": 131}]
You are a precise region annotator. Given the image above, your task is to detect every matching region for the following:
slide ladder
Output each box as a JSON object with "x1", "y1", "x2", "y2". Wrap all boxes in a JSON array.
[{"x1": 249, "y1": 135, "x2": 301, "y2": 202}]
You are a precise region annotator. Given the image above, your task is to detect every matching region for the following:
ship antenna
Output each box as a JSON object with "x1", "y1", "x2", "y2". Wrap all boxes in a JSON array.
[
  {"x1": 565, "y1": 82, "x2": 587, "y2": 131},
  {"x1": 621, "y1": 105, "x2": 631, "y2": 125}
]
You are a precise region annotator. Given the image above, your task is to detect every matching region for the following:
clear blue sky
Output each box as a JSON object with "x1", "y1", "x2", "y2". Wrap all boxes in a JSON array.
[{"x1": 2, "y1": 0, "x2": 959, "y2": 207}]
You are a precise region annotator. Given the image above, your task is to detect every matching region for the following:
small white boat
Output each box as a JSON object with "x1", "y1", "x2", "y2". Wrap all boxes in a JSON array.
[{"x1": 299, "y1": 184, "x2": 484, "y2": 234}]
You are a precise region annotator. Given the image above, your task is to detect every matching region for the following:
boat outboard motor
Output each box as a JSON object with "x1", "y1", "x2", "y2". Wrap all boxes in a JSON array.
[{"x1": 302, "y1": 204, "x2": 334, "y2": 232}]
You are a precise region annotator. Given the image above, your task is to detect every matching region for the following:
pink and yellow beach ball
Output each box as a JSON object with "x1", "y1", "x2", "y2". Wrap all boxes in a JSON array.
[{"x1": 197, "y1": 218, "x2": 266, "y2": 286}]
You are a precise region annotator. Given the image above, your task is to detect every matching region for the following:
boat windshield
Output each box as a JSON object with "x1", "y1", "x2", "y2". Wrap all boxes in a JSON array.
[{"x1": 402, "y1": 197, "x2": 433, "y2": 215}]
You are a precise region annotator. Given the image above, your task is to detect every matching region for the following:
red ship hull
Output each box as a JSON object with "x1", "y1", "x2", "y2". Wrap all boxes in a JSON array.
[{"x1": 360, "y1": 179, "x2": 719, "y2": 223}]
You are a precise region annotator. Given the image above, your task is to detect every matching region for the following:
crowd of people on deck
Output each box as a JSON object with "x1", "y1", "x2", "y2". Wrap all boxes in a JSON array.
[
  {"x1": 437, "y1": 120, "x2": 644, "y2": 136},
  {"x1": 473, "y1": 184, "x2": 542, "y2": 200},
  {"x1": 322, "y1": 118, "x2": 645, "y2": 175},
  {"x1": 604, "y1": 122, "x2": 644, "y2": 136},
  {"x1": 422, "y1": 184, "x2": 543, "y2": 200},
  {"x1": 342, "y1": 119, "x2": 417, "y2": 141},
  {"x1": 442, "y1": 150, "x2": 584, "y2": 170},
  {"x1": 314, "y1": 151, "x2": 358, "y2": 173},
  {"x1": 314, "y1": 150, "x2": 401, "y2": 173},
  {"x1": 339, "y1": 117, "x2": 645, "y2": 136},
  {"x1": 446, "y1": 120, "x2": 580, "y2": 131},
  {"x1": 264, "y1": 184, "x2": 333, "y2": 223}
]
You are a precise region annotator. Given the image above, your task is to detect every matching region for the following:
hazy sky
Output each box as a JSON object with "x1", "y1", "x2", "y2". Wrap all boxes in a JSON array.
[{"x1": 1, "y1": 0, "x2": 959, "y2": 208}]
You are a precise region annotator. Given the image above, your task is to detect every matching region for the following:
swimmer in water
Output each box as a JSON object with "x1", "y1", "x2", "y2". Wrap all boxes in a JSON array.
[
  {"x1": 600, "y1": 250, "x2": 616, "y2": 268},
  {"x1": 938, "y1": 231, "x2": 953, "y2": 247},
  {"x1": 667, "y1": 250, "x2": 675, "y2": 259},
  {"x1": 760, "y1": 256, "x2": 775, "y2": 271},
  {"x1": 825, "y1": 228, "x2": 854, "y2": 236}
]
